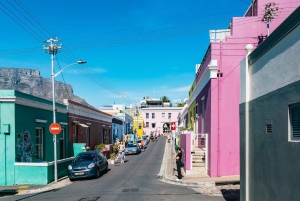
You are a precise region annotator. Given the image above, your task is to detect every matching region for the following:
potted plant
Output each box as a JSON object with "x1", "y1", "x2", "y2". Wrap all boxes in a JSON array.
[
  {"x1": 94, "y1": 143, "x2": 105, "y2": 151},
  {"x1": 110, "y1": 153, "x2": 117, "y2": 164}
]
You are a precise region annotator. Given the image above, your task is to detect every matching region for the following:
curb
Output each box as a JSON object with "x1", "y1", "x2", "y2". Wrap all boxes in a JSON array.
[
  {"x1": 17, "y1": 176, "x2": 72, "y2": 195},
  {"x1": 157, "y1": 140, "x2": 215, "y2": 187}
]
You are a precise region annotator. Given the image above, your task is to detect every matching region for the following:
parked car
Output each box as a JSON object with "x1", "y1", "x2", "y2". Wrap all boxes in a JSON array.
[
  {"x1": 143, "y1": 137, "x2": 149, "y2": 145},
  {"x1": 137, "y1": 139, "x2": 147, "y2": 149},
  {"x1": 125, "y1": 143, "x2": 141, "y2": 155},
  {"x1": 68, "y1": 151, "x2": 108, "y2": 181}
]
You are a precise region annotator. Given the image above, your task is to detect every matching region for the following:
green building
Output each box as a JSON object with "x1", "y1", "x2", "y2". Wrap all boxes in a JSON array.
[{"x1": 0, "y1": 90, "x2": 70, "y2": 185}]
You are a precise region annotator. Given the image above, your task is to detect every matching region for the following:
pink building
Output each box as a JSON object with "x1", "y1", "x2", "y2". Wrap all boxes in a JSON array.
[
  {"x1": 186, "y1": 0, "x2": 299, "y2": 177},
  {"x1": 142, "y1": 107, "x2": 182, "y2": 135}
]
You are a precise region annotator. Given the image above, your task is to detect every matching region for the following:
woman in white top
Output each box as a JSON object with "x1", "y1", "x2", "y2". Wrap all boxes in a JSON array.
[{"x1": 117, "y1": 142, "x2": 125, "y2": 163}]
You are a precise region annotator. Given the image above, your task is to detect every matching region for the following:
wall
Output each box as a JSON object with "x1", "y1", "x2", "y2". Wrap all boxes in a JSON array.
[
  {"x1": 0, "y1": 90, "x2": 68, "y2": 185},
  {"x1": 142, "y1": 107, "x2": 182, "y2": 136},
  {"x1": 180, "y1": 134, "x2": 191, "y2": 172},
  {"x1": 240, "y1": 10, "x2": 300, "y2": 200}
]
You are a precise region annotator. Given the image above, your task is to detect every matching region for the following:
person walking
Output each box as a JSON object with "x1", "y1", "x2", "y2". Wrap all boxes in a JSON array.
[
  {"x1": 117, "y1": 141, "x2": 125, "y2": 163},
  {"x1": 174, "y1": 147, "x2": 182, "y2": 181}
]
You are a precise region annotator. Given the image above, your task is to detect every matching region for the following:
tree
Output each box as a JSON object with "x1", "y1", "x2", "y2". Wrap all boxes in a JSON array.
[{"x1": 161, "y1": 96, "x2": 170, "y2": 103}]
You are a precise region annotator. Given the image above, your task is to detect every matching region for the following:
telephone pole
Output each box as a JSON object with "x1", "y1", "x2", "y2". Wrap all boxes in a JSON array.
[
  {"x1": 261, "y1": 3, "x2": 279, "y2": 37},
  {"x1": 43, "y1": 37, "x2": 62, "y2": 183},
  {"x1": 121, "y1": 93, "x2": 126, "y2": 139}
]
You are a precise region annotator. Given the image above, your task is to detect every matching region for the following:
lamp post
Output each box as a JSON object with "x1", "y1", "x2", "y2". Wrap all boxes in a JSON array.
[{"x1": 52, "y1": 60, "x2": 86, "y2": 182}]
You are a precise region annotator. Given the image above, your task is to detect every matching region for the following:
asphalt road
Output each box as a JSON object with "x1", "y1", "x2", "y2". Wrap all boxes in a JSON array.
[{"x1": 4, "y1": 137, "x2": 225, "y2": 201}]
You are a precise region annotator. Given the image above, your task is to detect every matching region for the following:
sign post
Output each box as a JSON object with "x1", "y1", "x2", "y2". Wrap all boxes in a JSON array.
[
  {"x1": 171, "y1": 122, "x2": 176, "y2": 131},
  {"x1": 49, "y1": 123, "x2": 61, "y2": 182}
]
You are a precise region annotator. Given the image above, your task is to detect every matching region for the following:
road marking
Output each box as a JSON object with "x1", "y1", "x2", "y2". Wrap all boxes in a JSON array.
[{"x1": 19, "y1": 186, "x2": 30, "y2": 189}]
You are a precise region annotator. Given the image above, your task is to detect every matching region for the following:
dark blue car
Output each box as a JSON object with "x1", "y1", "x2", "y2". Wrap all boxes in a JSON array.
[{"x1": 68, "y1": 151, "x2": 108, "y2": 181}]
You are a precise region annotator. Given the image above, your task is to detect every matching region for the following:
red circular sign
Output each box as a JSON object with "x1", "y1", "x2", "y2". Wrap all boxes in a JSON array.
[{"x1": 49, "y1": 123, "x2": 62, "y2": 135}]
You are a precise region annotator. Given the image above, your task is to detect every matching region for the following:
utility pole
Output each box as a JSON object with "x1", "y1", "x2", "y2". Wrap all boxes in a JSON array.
[
  {"x1": 43, "y1": 37, "x2": 62, "y2": 183},
  {"x1": 121, "y1": 93, "x2": 126, "y2": 140},
  {"x1": 261, "y1": 3, "x2": 279, "y2": 37}
]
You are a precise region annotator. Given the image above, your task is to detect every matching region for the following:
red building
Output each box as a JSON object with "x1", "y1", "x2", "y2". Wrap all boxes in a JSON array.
[{"x1": 63, "y1": 99, "x2": 112, "y2": 150}]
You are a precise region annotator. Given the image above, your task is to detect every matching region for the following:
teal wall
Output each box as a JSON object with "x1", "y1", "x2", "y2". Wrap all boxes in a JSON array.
[
  {"x1": 0, "y1": 90, "x2": 70, "y2": 185},
  {"x1": 0, "y1": 102, "x2": 16, "y2": 185},
  {"x1": 14, "y1": 159, "x2": 73, "y2": 185}
]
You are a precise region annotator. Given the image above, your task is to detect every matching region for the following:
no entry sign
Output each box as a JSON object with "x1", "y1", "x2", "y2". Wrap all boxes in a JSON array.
[{"x1": 49, "y1": 123, "x2": 62, "y2": 135}]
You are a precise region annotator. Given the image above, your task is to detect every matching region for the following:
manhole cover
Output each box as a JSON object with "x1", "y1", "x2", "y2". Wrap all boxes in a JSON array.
[
  {"x1": 122, "y1": 188, "x2": 139, "y2": 192},
  {"x1": 78, "y1": 197, "x2": 100, "y2": 201}
]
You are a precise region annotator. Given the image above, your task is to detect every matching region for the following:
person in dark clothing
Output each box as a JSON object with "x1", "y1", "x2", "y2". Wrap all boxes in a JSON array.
[{"x1": 174, "y1": 147, "x2": 182, "y2": 181}]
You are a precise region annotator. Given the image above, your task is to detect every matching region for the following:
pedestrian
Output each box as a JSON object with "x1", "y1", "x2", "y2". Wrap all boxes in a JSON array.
[
  {"x1": 117, "y1": 141, "x2": 125, "y2": 163},
  {"x1": 174, "y1": 147, "x2": 182, "y2": 181}
]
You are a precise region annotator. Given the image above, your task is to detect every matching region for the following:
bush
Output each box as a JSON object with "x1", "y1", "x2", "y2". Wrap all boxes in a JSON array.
[
  {"x1": 110, "y1": 153, "x2": 117, "y2": 160},
  {"x1": 94, "y1": 143, "x2": 105, "y2": 151}
]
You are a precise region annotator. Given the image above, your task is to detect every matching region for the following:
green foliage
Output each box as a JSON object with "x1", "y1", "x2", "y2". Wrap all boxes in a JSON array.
[
  {"x1": 110, "y1": 153, "x2": 117, "y2": 160},
  {"x1": 94, "y1": 143, "x2": 105, "y2": 151},
  {"x1": 113, "y1": 143, "x2": 119, "y2": 153},
  {"x1": 160, "y1": 96, "x2": 170, "y2": 103}
]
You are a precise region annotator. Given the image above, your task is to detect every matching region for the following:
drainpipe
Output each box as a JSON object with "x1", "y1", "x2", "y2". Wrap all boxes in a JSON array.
[
  {"x1": 245, "y1": 44, "x2": 253, "y2": 201},
  {"x1": 217, "y1": 41, "x2": 223, "y2": 177}
]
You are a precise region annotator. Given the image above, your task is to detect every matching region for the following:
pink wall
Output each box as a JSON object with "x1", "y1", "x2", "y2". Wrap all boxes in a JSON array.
[
  {"x1": 141, "y1": 108, "x2": 182, "y2": 136},
  {"x1": 180, "y1": 134, "x2": 191, "y2": 171},
  {"x1": 195, "y1": 0, "x2": 299, "y2": 177}
]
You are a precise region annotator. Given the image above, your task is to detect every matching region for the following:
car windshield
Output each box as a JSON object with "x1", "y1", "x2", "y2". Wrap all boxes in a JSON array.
[
  {"x1": 127, "y1": 144, "x2": 137, "y2": 148},
  {"x1": 74, "y1": 153, "x2": 95, "y2": 162}
]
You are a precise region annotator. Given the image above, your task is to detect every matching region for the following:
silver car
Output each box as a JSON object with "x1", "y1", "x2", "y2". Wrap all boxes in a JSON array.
[{"x1": 125, "y1": 143, "x2": 141, "y2": 155}]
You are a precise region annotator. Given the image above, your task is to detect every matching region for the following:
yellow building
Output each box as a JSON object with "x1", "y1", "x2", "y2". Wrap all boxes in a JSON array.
[{"x1": 132, "y1": 114, "x2": 144, "y2": 138}]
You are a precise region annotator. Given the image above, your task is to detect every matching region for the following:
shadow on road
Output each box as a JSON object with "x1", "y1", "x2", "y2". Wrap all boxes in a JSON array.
[{"x1": 221, "y1": 189, "x2": 240, "y2": 201}]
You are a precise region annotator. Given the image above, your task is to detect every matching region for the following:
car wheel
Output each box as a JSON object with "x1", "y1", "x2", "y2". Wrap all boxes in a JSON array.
[
  {"x1": 95, "y1": 168, "x2": 100, "y2": 178},
  {"x1": 69, "y1": 177, "x2": 74, "y2": 182},
  {"x1": 105, "y1": 163, "x2": 108, "y2": 173}
]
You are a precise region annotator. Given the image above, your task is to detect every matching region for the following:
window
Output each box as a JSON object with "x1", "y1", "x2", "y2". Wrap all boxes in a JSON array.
[
  {"x1": 36, "y1": 128, "x2": 44, "y2": 161},
  {"x1": 152, "y1": 123, "x2": 156, "y2": 128},
  {"x1": 168, "y1": 113, "x2": 171, "y2": 119},
  {"x1": 152, "y1": 113, "x2": 155, "y2": 119},
  {"x1": 290, "y1": 104, "x2": 300, "y2": 140},
  {"x1": 138, "y1": 123, "x2": 142, "y2": 129},
  {"x1": 162, "y1": 113, "x2": 165, "y2": 118},
  {"x1": 146, "y1": 113, "x2": 149, "y2": 119},
  {"x1": 146, "y1": 122, "x2": 149, "y2": 128},
  {"x1": 201, "y1": 97, "x2": 206, "y2": 134}
]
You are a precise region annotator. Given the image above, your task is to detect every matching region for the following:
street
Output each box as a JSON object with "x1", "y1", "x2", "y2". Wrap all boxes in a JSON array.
[{"x1": 3, "y1": 137, "x2": 224, "y2": 201}]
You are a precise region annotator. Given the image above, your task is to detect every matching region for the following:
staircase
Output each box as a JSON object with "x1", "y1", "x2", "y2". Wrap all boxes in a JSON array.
[{"x1": 191, "y1": 148, "x2": 206, "y2": 173}]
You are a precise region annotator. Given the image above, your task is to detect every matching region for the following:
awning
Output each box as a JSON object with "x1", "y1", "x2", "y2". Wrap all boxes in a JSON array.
[{"x1": 78, "y1": 123, "x2": 89, "y2": 128}]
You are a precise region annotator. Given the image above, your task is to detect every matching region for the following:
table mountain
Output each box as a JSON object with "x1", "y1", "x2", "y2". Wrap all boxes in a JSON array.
[{"x1": 0, "y1": 67, "x2": 92, "y2": 107}]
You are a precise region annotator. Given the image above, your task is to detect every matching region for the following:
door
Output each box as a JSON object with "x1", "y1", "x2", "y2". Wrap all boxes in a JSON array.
[{"x1": 60, "y1": 129, "x2": 65, "y2": 159}]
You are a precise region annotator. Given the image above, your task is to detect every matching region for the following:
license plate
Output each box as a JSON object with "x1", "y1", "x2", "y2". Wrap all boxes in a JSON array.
[{"x1": 75, "y1": 172, "x2": 84, "y2": 175}]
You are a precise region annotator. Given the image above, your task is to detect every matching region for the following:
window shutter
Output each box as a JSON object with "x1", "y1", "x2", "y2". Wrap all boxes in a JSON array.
[{"x1": 291, "y1": 105, "x2": 300, "y2": 139}]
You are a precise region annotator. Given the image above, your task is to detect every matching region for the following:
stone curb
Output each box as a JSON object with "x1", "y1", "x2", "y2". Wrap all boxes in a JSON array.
[
  {"x1": 17, "y1": 176, "x2": 72, "y2": 195},
  {"x1": 157, "y1": 140, "x2": 215, "y2": 187}
]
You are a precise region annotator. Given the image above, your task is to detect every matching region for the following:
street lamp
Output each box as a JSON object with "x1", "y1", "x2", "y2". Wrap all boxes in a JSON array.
[{"x1": 51, "y1": 60, "x2": 86, "y2": 182}]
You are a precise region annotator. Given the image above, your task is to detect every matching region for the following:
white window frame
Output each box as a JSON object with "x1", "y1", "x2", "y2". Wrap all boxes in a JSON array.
[
  {"x1": 146, "y1": 113, "x2": 149, "y2": 119},
  {"x1": 152, "y1": 113, "x2": 155, "y2": 119},
  {"x1": 168, "y1": 113, "x2": 171, "y2": 119},
  {"x1": 152, "y1": 123, "x2": 156, "y2": 128},
  {"x1": 162, "y1": 113, "x2": 165, "y2": 118},
  {"x1": 146, "y1": 122, "x2": 149, "y2": 128},
  {"x1": 36, "y1": 127, "x2": 44, "y2": 161},
  {"x1": 289, "y1": 103, "x2": 300, "y2": 141}
]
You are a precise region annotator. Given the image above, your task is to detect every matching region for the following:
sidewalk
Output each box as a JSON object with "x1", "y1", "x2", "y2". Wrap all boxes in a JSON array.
[
  {"x1": 0, "y1": 177, "x2": 72, "y2": 198},
  {"x1": 158, "y1": 140, "x2": 240, "y2": 187}
]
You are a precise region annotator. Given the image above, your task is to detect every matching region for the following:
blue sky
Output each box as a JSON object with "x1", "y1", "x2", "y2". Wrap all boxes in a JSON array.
[{"x1": 0, "y1": 0, "x2": 250, "y2": 108}]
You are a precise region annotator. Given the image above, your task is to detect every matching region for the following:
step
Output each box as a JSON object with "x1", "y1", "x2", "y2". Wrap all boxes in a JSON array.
[
  {"x1": 192, "y1": 159, "x2": 205, "y2": 163},
  {"x1": 191, "y1": 166, "x2": 206, "y2": 171},
  {"x1": 192, "y1": 163, "x2": 205, "y2": 167}
]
